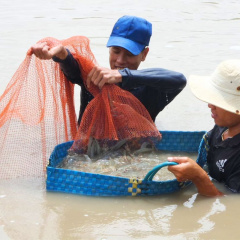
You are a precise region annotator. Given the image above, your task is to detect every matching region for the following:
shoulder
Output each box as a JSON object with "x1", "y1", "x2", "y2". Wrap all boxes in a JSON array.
[
  {"x1": 207, "y1": 125, "x2": 226, "y2": 139},
  {"x1": 205, "y1": 125, "x2": 226, "y2": 148}
]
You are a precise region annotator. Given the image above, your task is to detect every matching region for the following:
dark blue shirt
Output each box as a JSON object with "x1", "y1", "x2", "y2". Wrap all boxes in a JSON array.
[
  {"x1": 53, "y1": 50, "x2": 186, "y2": 125},
  {"x1": 207, "y1": 125, "x2": 240, "y2": 193}
]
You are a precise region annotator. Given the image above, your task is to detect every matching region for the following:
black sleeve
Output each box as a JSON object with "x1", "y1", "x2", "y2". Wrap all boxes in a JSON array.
[
  {"x1": 52, "y1": 49, "x2": 84, "y2": 85},
  {"x1": 119, "y1": 68, "x2": 186, "y2": 93}
]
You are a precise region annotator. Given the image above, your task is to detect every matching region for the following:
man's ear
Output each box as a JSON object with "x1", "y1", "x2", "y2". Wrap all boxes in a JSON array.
[{"x1": 141, "y1": 47, "x2": 149, "y2": 61}]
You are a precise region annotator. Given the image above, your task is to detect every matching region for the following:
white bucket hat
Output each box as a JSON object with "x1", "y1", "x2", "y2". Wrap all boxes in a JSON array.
[{"x1": 189, "y1": 59, "x2": 240, "y2": 115}]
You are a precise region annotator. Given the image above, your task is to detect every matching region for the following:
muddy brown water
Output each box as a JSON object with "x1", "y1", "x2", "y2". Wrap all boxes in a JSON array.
[{"x1": 1, "y1": 0, "x2": 240, "y2": 239}]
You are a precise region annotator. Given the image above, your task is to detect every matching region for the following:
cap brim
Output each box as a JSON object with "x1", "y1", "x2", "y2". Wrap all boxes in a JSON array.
[
  {"x1": 106, "y1": 36, "x2": 145, "y2": 55},
  {"x1": 189, "y1": 75, "x2": 240, "y2": 114}
]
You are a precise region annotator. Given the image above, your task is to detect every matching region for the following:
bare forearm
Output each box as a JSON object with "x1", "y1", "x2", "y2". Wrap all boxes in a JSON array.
[
  {"x1": 168, "y1": 157, "x2": 223, "y2": 197},
  {"x1": 192, "y1": 170, "x2": 223, "y2": 197}
]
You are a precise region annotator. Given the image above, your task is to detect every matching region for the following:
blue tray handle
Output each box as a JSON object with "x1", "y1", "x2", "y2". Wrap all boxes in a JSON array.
[{"x1": 143, "y1": 161, "x2": 178, "y2": 181}]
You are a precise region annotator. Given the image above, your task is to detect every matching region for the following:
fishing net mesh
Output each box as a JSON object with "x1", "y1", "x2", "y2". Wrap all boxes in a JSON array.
[{"x1": 0, "y1": 36, "x2": 161, "y2": 179}]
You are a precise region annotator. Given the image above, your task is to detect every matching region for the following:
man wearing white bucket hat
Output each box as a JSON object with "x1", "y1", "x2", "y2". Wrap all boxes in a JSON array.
[{"x1": 168, "y1": 59, "x2": 240, "y2": 196}]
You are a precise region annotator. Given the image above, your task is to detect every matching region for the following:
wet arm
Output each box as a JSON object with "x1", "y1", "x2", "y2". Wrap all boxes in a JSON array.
[
  {"x1": 191, "y1": 168, "x2": 223, "y2": 197},
  {"x1": 168, "y1": 157, "x2": 223, "y2": 197}
]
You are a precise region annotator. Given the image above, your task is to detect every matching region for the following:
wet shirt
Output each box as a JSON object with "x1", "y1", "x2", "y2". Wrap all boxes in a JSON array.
[
  {"x1": 53, "y1": 50, "x2": 186, "y2": 125},
  {"x1": 206, "y1": 125, "x2": 240, "y2": 192}
]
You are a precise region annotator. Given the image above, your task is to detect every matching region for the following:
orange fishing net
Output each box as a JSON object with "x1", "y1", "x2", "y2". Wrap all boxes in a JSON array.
[{"x1": 0, "y1": 36, "x2": 161, "y2": 179}]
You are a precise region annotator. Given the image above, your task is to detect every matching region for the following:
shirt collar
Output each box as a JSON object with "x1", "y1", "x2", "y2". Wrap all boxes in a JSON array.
[{"x1": 215, "y1": 127, "x2": 240, "y2": 148}]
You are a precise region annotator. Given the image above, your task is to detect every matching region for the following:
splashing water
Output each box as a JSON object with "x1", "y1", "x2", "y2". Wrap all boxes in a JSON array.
[{"x1": 58, "y1": 143, "x2": 198, "y2": 181}]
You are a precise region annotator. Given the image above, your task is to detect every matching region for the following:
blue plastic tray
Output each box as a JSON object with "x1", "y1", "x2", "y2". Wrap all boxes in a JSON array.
[{"x1": 46, "y1": 131, "x2": 207, "y2": 196}]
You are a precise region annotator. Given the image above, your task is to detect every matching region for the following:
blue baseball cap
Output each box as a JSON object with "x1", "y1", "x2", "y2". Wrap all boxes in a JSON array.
[{"x1": 106, "y1": 15, "x2": 152, "y2": 56}]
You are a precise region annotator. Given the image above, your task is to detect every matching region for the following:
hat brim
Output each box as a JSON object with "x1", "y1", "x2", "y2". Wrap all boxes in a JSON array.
[
  {"x1": 106, "y1": 36, "x2": 145, "y2": 56},
  {"x1": 189, "y1": 75, "x2": 240, "y2": 114}
]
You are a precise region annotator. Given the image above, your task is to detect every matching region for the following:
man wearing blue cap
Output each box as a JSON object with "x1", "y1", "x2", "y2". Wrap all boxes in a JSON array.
[{"x1": 31, "y1": 15, "x2": 186, "y2": 125}]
